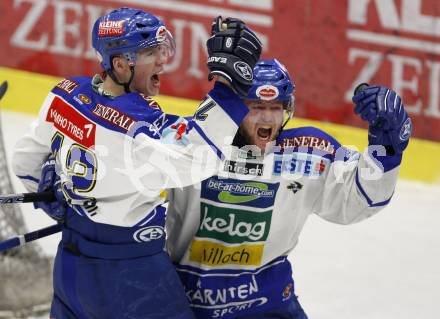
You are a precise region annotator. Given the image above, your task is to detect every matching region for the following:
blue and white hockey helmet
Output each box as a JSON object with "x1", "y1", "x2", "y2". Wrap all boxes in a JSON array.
[
  {"x1": 247, "y1": 59, "x2": 295, "y2": 117},
  {"x1": 92, "y1": 7, "x2": 175, "y2": 71}
]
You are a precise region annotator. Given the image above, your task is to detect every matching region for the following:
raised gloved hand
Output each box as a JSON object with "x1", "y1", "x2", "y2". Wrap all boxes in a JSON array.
[
  {"x1": 34, "y1": 155, "x2": 66, "y2": 221},
  {"x1": 206, "y1": 16, "x2": 262, "y2": 97},
  {"x1": 352, "y1": 84, "x2": 412, "y2": 154}
]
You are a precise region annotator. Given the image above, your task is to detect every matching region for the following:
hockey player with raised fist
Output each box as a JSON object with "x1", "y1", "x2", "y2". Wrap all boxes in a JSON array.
[
  {"x1": 12, "y1": 8, "x2": 261, "y2": 319},
  {"x1": 207, "y1": 16, "x2": 262, "y2": 97},
  {"x1": 164, "y1": 60, "x2": 411, "y2": 318},
  {"x1": 353, "y1": 84, "x2": 412, "y2": 155}
]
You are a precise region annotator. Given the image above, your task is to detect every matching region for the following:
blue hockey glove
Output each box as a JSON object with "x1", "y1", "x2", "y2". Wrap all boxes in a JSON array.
[
  {"x1": 207, "y1": 16, "x2": 262, "y2": 97},
  {"x1": 34, "y1": 155, "x2": 66, "y2": 221},
  {"x1": 352, "y1": 85, "x2": 412, "y2": 154}
]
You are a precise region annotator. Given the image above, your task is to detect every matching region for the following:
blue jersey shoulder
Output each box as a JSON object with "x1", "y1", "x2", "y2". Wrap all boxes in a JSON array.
[
  {"x1": 51, "y1": 76, "x2": 90, "y2": 97},
  {"x1": 49, "y1": 76, "x2": 178, "y2": 137},
  {"x1": 277, "y1": 126, "x2": 341, "y2": 155}
]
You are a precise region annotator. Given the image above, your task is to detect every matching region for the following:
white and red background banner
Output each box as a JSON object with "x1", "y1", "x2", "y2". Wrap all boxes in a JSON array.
[{"x1": 1, "y1": 0, "x2": 439, "y2": 142}]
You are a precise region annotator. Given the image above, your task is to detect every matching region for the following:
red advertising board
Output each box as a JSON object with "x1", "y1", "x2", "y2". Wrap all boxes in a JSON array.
[{"x1": 1, "y1": 0, "x2": 439, "y2": 141}]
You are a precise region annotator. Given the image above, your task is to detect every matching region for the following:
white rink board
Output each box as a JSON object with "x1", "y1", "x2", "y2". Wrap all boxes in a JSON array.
[{"x1": 2, "y1": 110, "x2": 439, "y2": 319}]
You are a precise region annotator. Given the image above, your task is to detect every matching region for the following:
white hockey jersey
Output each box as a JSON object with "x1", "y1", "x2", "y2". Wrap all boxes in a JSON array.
[
  {"x1": 166, "y1": 126, "x2": 402, "y2": 318},
  {"x1": 12, "y1": 76, "x2": 248, "y2": 229}
]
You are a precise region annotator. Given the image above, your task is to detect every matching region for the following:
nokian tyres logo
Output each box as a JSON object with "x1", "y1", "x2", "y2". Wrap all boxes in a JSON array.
[
  {"x1": 196, "y1": 203, "x2": 272, "y2": 243},
  {"x1": 206, "y1": 179, "x2": 274, "y2": 204}
]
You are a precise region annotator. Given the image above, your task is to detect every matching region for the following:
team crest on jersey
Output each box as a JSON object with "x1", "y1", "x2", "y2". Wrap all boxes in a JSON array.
[
  {"x1": 98, "y1": 20, "x2": 125, "y2": 37},
  {"x1": 133, "y1": 226, "x2": 165, "y2": 242},
  {"x1": 287, "y1": 182, "x2": 303, "y2": 194},
  {"x1": 282, "y1": 283, "x2": 293, "y2": 301},
  {"x1": 256, "y1": 85, "x2": 279, "y2": 100},
  {"x1": 74, "y1": 94, "x2": 91, "y2": 105}
]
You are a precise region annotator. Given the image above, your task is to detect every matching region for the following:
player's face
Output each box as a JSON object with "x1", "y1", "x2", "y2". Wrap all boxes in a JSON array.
[
  {"x1": 240, "y1": 99, "x2": 284, "y2": 152},
  {"x1": 131, "y1": 45, "x2": 170, "y2": 96}
]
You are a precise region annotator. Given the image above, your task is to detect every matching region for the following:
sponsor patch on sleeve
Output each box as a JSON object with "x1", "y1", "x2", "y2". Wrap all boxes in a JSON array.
[
  {"x1": 280, "y1": 135, "x2": 335, "y2": 154},
  {"x1": 46, "y1": 96, "x2": 96, "y2": 147},
  {"x1": 55, "y1": 79, "x2": 79, "y2": 95},
  {"x1": 92, "y1": 103, "x2": 135, "y2": 132}
]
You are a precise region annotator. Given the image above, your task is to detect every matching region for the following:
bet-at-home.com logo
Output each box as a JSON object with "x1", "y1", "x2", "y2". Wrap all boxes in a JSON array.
[{"x1": 207, "y1": 179, "x2": 274, "y2": 204}]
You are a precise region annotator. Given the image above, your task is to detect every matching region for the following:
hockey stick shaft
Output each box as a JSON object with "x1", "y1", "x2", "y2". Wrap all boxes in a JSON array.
[
  {"x1": 0, "y1": 191, "x2": 56, "y2": 204},
  {"x1": 0, "y1": 223, "x2": 62, "y2": 252},
  {"x1": 0, "y1": 81, "x2": 7, "y2": 101}
]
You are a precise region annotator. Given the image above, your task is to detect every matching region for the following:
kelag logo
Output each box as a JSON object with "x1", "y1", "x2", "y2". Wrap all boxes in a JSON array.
[
  {"x1": 196, "y1": 203, "x2": 272, "y2": 243},
  {"x1": 190, "y1": 203, "x2": 271, "y2": 266},
  {"x1": 202, "y1": 177, "x2": 279, "y2": 209},
  {"x1": 195, "y1": 177, "x2": 278, "y2": 267}
]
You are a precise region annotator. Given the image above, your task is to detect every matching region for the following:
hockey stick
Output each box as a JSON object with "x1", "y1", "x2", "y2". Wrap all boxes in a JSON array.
[
  {"x1": 0, "y1": 191, "x2": 55, "y2": 204},
  {"x1": 0, "y1": 81, "x2": 7, "y2": 101},
  {"x1": 0, "y1": 223, "x2": 62, "y2": 252}
]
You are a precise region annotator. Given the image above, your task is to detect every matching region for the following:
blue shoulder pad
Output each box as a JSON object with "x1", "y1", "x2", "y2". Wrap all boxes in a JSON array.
[
  {"x1": 52, "y1": 76, "x2": 89, "y2": 97},
  {"x1": 277, "y1": 126, "x2": 341, "y2": 156}
]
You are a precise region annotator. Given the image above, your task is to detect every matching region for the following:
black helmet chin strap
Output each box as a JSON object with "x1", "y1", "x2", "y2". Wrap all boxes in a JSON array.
[
  {"x1": 279, "y1": 97, "x2": 294, "y2": 133},
  {"x1": 280, "y1": 113, "x2": 291, "y2": 132},
  {"x1": 107, "y1": 64, "x2": 135, "y2": 94}
]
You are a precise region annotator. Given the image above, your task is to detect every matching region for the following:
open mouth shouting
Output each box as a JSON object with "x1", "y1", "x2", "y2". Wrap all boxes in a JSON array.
[
  {"x1": 256, "y1": 125, "x2": 273, "y2": 142},
  {"x1": 151, "y1": 72, "x2": 160, "y2": 89}
]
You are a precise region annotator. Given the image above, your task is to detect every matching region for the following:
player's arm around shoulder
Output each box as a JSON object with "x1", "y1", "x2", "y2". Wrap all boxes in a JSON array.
[
  {"x1": 127, "y1": 16, "x2": 264, "y2": 190},
  {"x1": 189, "y1": 15, "x2": 263, "y2": 157},
  {"x1": 129, "y1": 86, "x2": 247, "y2": 191}
]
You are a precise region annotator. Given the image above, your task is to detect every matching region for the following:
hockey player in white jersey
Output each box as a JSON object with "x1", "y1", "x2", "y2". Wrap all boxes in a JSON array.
[
  {"x1": 165, "y1": 59, "x2": 412, "y2": 318},
  {"x1": 12, "y1": 8, "x2": 261, "y2": 319}
]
